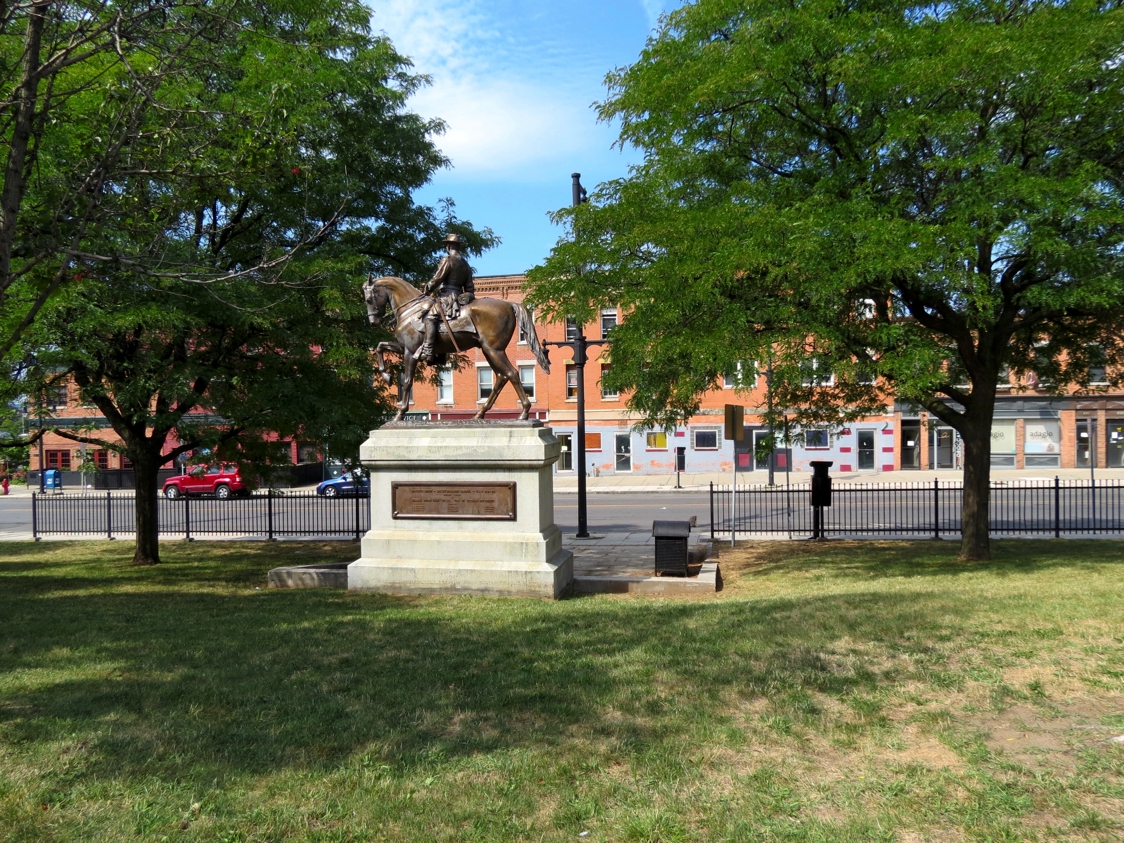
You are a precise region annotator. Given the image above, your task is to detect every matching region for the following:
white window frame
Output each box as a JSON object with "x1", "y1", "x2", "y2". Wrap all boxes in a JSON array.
[
  {"x1": 801, "y1": 358, "x2": 835, "y2": 387},
  {"x1": 692, "y1": 428, "x2": 720, "y2": 450},
  {"x1": 518, "y1": 364, "x2": 535, "y2": 400},
  {"x1": 565, "y1": 365, "x2": 578, "y2": 400},
  {"x1": 565, "y1": 317, "x2": 580, "y2": 341},
  {"x1": 804, "y1": 429, "x2": 830, "y2": 449},
  {"x1": 600, "y1": 364, "x2": 618, "y2": 400},
  {"x1": 436, "y1": 367, "x2": 453, "y2": 404},
  {"x1": 600, "y1": 308, "x2": 618, "y2": 339},
  {"x1": 723, "y1": 360, "x2": 756, "y2": 389},
  {"x1": 476, "y1": 366, "x2": 494, "y2": 402}
]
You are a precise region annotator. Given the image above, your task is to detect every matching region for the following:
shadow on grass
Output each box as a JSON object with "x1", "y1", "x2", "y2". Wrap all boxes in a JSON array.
[
  {"x1": 725, "y1": 538, "x2": 1124, "y2": 581},
  {"x1": 0, "y1": 538, "x2": 1118, "y2": 794}
]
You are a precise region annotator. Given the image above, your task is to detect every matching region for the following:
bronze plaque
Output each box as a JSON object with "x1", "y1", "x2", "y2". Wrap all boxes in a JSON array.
[{"x1": 392, "y1": 482, "x2": 516, "y2": 521}]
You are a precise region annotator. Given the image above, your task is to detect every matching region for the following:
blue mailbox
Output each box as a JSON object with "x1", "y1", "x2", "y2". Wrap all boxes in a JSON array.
[{"x1": 43, "y1": 469, "x2": 61, "y2": 492}]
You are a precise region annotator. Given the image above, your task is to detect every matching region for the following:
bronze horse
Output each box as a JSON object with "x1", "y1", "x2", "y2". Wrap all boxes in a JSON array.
[{"x1": 363, "y1": 275, "x2": 551, "y2": 421}]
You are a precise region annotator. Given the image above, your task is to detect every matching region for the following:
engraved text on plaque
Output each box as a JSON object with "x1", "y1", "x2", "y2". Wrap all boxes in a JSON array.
[{"x1": 392, "y1": 482, "x2": 517, "y2": 521}]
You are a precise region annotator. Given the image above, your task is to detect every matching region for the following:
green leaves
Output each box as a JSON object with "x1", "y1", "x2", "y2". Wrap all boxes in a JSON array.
[{"x1": 529, "y1": 0, "x2": 1124, "y2": 433}]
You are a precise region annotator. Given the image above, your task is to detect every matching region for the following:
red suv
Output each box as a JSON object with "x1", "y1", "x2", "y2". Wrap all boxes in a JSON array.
[{"x1": 163, "y1": 464, "x2": 248, "y2": 500}]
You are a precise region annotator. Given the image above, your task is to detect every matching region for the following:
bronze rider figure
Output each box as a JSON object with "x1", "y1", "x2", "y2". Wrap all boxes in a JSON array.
[{"x1": 417, "y1": 233, "x2": 475, "y2": 363}]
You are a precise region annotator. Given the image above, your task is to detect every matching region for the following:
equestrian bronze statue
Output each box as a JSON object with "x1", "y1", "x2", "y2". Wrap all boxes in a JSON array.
[{"x1": 363, "y1": 248, "x2": 550, "y2": 422}]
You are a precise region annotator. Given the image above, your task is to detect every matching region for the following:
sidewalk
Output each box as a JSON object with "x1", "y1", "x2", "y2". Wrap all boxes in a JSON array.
[{"x1": 552, "y1": 466, "x2": 1118, "y2": 493}]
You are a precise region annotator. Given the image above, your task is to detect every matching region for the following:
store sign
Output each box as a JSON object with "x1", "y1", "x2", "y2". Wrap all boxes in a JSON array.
[
  {"x1": 990, "y1": 421, "x2": 1017, "y2": 454},
  {"x1": 1024, "y1": 422, "x2": 1060, "y2": 454}
]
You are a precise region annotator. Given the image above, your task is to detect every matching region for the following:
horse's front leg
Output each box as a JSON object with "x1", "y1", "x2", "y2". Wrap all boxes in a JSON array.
[
  {"x1": 376, "y1": 341, "x2": 402, "y2": 384},
  {"x1": 394, "y1": 353, "x2": 417, "y2": 421}
]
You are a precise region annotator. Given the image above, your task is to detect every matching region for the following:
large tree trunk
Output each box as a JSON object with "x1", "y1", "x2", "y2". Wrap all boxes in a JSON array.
[
  {"x1": 959, "y1": 418, "x2": 993, "y2": 561},
  {"x1": 131, "y1": 448, "x2": 162, "y2": 565}
]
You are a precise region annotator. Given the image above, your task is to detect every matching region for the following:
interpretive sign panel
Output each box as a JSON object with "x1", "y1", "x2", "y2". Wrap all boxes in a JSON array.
[{"x1": 392, "y1": 482, "x2": 517, "y2": 521}]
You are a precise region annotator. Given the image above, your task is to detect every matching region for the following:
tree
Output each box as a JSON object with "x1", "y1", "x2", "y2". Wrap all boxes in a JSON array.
[
  {"x1": 23, "y1": 0, "x2": 494, "y2": 565},
  {"x1": 527, "y1": 0, "x2": 1124, "y2": 560}
]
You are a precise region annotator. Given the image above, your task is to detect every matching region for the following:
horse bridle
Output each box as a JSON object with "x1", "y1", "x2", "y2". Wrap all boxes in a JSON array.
[{"x1": 366, "y1": 279, "x2": 426, "y2": 330}]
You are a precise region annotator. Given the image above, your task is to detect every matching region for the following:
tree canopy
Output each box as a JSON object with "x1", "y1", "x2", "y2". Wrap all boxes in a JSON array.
[
  {"x1": 16, "y1": 0, "x2": 494, "y2": 564},
  {"x1": 527, "y1": 0, "x2": 1124, "y2": 559}
]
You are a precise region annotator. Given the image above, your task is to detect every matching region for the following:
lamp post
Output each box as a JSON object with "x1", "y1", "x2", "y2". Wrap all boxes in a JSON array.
[
  {"x1": 765, "y1": 356, "x2": 775, "y2": 487},
  {"x1": 545, "y1": 173, "x2": 607, "y2": 539}
]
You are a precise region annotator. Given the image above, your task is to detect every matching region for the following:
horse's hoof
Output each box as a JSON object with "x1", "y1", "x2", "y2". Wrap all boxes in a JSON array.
[
  {"x1": 518, "y1": 411, "x2": 529, "y2": 421},
  {"x1": 473, "y1": 411, "x2": 486, "y2": 420}
]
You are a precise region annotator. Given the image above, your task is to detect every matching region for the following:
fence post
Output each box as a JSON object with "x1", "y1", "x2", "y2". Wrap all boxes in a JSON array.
[
  {"x1": 184, "y1": 492, "x2": 193, "y2": 542},
  {"x1": 1054, "y1": 475, "x2": 1060, "y2": 539},
  {"x1": 32, "y1": 492, "x2": 39, "y2": 541},
  {"x1": 267, "y1": 488, "x2": 275, "y2": 541},
  {"x1": 709, "y1": 482, "x2": 714, "y2": 542},
  {"x1": 354, "y1": 484, "x2": 361, "y2": 542},
  {"x1": 933, "y1": 479, "x2": 939, "y2": 539},
  {"x1": 106, "y1": 491, "x2": 113, "y2": 540}
]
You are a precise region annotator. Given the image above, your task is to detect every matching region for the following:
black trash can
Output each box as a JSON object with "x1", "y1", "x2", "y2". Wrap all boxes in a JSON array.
[{"x1": 653, "y1": 520, "x2": 692, "y2": 576}]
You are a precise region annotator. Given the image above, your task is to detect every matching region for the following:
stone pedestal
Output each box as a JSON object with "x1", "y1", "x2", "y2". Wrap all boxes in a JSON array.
[{"x1": 349, "y1": 420, "x2": 573, "y2": 598}]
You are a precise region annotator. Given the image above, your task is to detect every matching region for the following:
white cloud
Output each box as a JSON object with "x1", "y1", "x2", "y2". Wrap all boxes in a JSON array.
[
  {"x1": 368, "y1": 0, "x2": 607, "y2": 180},
  {"x1": 639, "y1": 0, "x2": 667, "y2": 28}
]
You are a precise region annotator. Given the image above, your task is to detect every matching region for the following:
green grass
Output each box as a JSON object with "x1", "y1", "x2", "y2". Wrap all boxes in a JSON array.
[{"x1": 1, "y1": 539, "x2": 1122, "y2": 842}]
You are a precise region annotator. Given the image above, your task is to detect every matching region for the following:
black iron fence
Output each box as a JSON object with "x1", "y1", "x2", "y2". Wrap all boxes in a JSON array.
[
  {"x1": 32, "y1": 490, "x2": 369, "y2": 541},
  {"x1": 709, "y1": 478, "x2": 1124, "y2": 539}
]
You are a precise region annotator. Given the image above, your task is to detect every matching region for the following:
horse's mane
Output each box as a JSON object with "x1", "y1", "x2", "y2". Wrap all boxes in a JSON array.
[{"x1": 374, "y1": 276, "x2": 422, "y2": 299}]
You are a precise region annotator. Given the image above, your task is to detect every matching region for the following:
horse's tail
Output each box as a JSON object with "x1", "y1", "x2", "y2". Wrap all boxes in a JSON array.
[{"x1": 512, "y1": 302, "x2": 550, "y2": 374}]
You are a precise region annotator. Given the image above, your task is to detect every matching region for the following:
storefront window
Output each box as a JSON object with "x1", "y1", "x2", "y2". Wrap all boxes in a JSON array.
[
  {"x1": 1024, "y1": 420, "x2": 1060, "y2": 468},
  {"x1": 1107, "y1": 420, "x2": 1124, "y2": 468},
  {"x1": 990, "y1": 421, "x2": 1016, "y2": 468}
]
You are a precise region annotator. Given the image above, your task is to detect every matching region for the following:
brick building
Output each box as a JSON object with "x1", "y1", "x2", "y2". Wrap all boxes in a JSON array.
[{"x1": 405, "y1": 275, "x2": 1124, "y2": 477}]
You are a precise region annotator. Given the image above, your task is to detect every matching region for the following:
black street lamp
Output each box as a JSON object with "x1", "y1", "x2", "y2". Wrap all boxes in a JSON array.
[{"x1": 545, "y1": 173, "x2": 607, "y2": 539}]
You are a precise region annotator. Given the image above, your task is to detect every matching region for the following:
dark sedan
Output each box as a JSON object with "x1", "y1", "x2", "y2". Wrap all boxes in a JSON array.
[{"x1": 315, "y1": 472, "x2": 369, "y2": 497}]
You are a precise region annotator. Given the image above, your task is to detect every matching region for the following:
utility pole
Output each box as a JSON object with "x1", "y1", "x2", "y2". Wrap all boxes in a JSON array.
[{"x1": 545, "y1": 173, "x2": 606, "y2": 538}]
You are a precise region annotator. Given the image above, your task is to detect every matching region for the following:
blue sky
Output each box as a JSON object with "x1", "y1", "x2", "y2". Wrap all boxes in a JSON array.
[{"x1": 367, "y1": 0, "x2": 678, "y2": 276}]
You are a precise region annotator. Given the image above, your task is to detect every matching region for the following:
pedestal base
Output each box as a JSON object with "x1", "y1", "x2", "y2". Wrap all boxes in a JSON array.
[
  {"x1": 349, "y1": 547, "x2": 573, "y2": 599},
  {"x1": 349, "y1": 420, "x2": 573, "y2": 599}
]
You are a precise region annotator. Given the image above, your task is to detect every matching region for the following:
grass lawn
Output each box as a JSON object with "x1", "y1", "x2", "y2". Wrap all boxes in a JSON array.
[{"x1": 1, "y1": 539, "x2": 1122, "y2": 842}]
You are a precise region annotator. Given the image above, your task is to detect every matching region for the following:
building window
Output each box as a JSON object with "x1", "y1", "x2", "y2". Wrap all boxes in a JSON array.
[
  {"x1": 600, "y1": 364, "x2": 618, "y2": 399},
  {"x1": 46, "y1": 385, "x2": 68, "y2": 410},
  {"x1": 600, "y1": 308, "x2": 618, "y2": 339},
  {"x1": 584, "y1": 432, "x2": 602, "y2": 452},
  {"x1": 477, "y1": 368, "x2": 493, "y2": 401},
  {"x1": 801, "y1": 358, "x2": 834, "y2": 387},
  {"x1": 437, "y1": 367, "x2": 453, "y2": 403},
  {"x1": 565, "y1": 365, "x2": 578, "y2": 399},
  {"x1": 1088, "y1": 346, "x2": 1108, "y2": 384},
  {"x1": 692, "y1": 429, "x2": 719, "y2": 450},
  {"x1": 722, "y1": 361, "x2": 755, "y2": 389},
  {"x1": 804, "y1": 429, "x2": 829, "y2": 449},
  {"x1": 646, "y1": 431, "x2": 667, "y2": 450},
  {"x1": 518, "y1": 365, "x2": 535, "y2": 400},
  {"x1": 565, "y1": 317, "x2": 580, "y2": 340},
  {"x1": 991, "y1": 420, "x2": 1017, "y2": 468},
  {"x1": 996, "y1": 365, "x2": 1011, "y2": 390},
  {"x1": 45, "y1": 450, "x2": 71, "y2": 469},
  {"x1": 93, "y1": 450, "x2": 109, "y2": 470},
  {"x1": 1024, "y1": 420, "x2": 1061, "y2": 468},
  {"x1": 518, "y1": 308, "x2": 533, "y2": 343}
]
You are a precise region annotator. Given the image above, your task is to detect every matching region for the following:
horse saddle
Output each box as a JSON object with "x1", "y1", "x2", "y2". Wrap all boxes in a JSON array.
[{"x1": 401, "y1": 300, "x2": 478, "y2": 337}]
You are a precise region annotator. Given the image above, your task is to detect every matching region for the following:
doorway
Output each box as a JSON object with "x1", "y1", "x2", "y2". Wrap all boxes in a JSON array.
[
  {"x1": 753, "y1": 430, "x2": 772, "y2": 470},
  {"x1": 857, "y1": 430, "x2": 875, "y2": 470},
  {"x1": 557, "y1": 433, "x2": 573, "y2": 472},
  {"x1": 614, "y1": 433, "x2": 632, "y2": 472},
  {"x1": 933, "y1": 428, "x2": 956, "y2": 469},
  {"x1": 900, "y1": 421, "x2": 921, "y2": 469}
]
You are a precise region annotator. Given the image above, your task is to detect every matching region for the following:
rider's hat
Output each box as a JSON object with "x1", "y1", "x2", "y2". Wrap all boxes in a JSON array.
[{"x1": 442, "y1": 233, "x2": 467, "y2": 249}]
